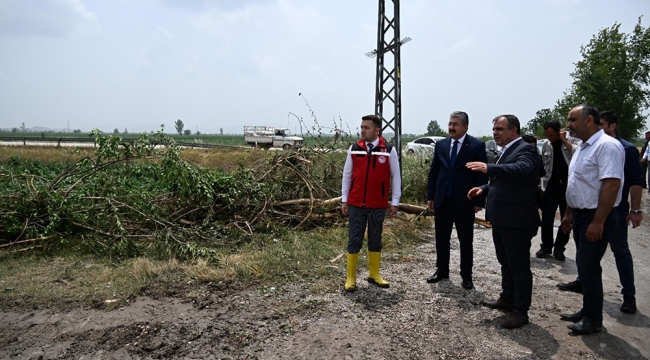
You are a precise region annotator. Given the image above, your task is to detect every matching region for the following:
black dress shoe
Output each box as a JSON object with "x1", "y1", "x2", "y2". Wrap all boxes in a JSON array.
[
  {"x1": 560, "y1": 310, "x2": 584, "y2": 322},
  {"x1": 501, "y1": 311, "x2": 529, "y2": 329},
  {"x1": 461, "y1": 278, "x2": 474, "y2": 290},
  {"x1": 426, "y1": 270, "x2": 449, "y2": 284},
  {"x1": 557, "y1": 280, "x2": 583, "y2": 294},
  {"x1": 553, "y1": 251, "x2": 566, "y2": 261},
  {"x1": 535, "y1": 249, "x2": 551, "y2": 258},
  {"x1": 568, "y1": 319, "x2": 602, "y2": 335},
  {"x1": 481, "y1": 297, "x2": 513, "y2": 311},
  {"x1": 621, "y1": 295, "x2": 637, "y2": 314}
]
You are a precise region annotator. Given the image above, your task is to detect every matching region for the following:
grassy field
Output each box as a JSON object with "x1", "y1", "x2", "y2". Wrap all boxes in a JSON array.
[{"x1": 0, "y1": 131, "x2": 420, "y2": 148}]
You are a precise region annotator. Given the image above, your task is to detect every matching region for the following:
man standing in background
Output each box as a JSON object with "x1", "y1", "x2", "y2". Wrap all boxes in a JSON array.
[
  {"x1": 536, "y1": 121, "x2": 580, "y2": 261},
  {"x1": 599, "y1": 111, "x2": 643, "y2": 314},
  {"x1": 426, "y1": 111, "x2": 488, "y2": 290},
  {"x1": 640, "y1": 131, "x2": 650, "y2": 190},
  {"x1": 341, "y1": 115, "x2": 401, "y2": 292}
]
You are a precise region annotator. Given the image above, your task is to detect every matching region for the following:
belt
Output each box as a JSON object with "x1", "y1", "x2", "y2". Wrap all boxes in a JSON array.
[{"x1": 573, "y1": 208, "x2": 596, "y2": 215}]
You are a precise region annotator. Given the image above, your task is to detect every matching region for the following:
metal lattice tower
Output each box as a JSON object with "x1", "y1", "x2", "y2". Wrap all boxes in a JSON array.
[{"x1": 366, "y1": 0, "x2": 410, "y2": 164}]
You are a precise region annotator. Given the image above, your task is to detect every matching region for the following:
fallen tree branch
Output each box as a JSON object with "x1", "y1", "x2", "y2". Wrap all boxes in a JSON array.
[
  {"x1": 271, "y1": 196, "x2": 342, "y2": 207},
  {"x1": 0, "y1": 235, "x2": 54, "y2": 249}
]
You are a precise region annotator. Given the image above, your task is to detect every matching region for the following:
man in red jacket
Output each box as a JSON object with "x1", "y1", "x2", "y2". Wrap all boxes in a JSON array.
[{"x1": 341, "y1": 115, "x2": 401, "y2": 292}]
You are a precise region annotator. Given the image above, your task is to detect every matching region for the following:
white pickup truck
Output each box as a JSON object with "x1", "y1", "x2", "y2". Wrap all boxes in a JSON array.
[{"x1": 243, "y1": 126, "x2": 304, "y2": 150}]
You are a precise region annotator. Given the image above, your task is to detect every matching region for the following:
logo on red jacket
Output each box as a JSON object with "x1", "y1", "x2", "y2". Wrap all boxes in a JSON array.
[{"x1": 378, "y1": 156, "x2": 386, "y2": 164}]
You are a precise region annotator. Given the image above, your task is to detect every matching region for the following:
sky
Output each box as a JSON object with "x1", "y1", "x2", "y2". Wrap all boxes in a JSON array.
[{"x1": 0, "y1": 0, "x2": 648, "y2": 137}]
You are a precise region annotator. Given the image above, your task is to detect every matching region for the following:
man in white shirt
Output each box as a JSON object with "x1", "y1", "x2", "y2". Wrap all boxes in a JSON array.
[{"x1": 558, "y1": 104, "x2": 625, "y2": 335}]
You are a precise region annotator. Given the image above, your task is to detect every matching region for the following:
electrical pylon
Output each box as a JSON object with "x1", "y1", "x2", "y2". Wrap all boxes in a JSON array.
[{"x1": 365, "y1": 0, "x2": 410, "y2": 164}]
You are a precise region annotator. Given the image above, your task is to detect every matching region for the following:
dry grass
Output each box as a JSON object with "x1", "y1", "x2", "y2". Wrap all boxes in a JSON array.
[
  {"x1": 0, "y1": 146, "x2": 94, "y2": 163},
  {"x1": 0, "y1": 145, "x2": 263, "y2": 171},
  {"x1": 180, "y1": 148, "x2": 259, "y2": 171}
]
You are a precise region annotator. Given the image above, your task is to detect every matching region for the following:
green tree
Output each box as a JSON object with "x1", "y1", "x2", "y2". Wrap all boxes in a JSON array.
[
  {"x1": 425, "y1": 120, "x2": 447, "y2": 136},
  {"x1": 556, "y1": 17, "x2": 650, "y2": 140},
  {"x1": 113, "y1": 128, "x2": 119, "y2": 134},
  {"x1": 183, "y1": 129, "x2": 191, "y2": 135},
  {"x1": 522, "y1": 108, "x2": 563, "y2": 137},
  {"x1": 175, "y1": 119, "x2": 184, "y2": 135}
]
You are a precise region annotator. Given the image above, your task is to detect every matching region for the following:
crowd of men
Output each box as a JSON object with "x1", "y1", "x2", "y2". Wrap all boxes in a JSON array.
[{"x1": 340, "y1": 105, "x2": 647, "y2": 336}]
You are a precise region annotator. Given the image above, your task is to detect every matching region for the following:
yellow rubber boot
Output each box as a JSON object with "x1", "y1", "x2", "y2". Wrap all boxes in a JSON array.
[
  {"x1": 367, "y1": 251, "x2": 389, "y2": 288},
  {"x1": 344, "y1": 253, "x2": 359, "y2": 292}
]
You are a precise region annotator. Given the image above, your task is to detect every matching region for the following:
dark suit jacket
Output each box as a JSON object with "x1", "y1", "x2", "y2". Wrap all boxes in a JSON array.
[
  {"x1": 480, "y1": 138, "x2": 541, "y2": 228},
  {"x1": 427, "y1": 135, "x2": 488, "y2": 208}
]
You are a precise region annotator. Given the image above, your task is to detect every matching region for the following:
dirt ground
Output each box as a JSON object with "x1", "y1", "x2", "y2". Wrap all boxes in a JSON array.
[{"x1": 2, "y1": 196, "x2": 650, "y2": 359}]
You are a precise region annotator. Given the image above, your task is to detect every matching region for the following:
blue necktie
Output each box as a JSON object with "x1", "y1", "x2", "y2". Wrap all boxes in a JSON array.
[
  {"x1": 450, "y1": 140, "x2": 459, "y2": 166},
  {"x1": 447, "y1": 140, "x2": 459, "y2": 196}
]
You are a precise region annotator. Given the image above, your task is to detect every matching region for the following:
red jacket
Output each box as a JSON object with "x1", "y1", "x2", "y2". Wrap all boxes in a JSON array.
[{"x1": 347, "y1": 137, "x2": 393, "y2": 208}]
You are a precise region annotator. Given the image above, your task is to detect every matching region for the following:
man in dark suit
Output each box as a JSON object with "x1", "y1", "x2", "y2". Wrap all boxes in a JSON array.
[
  {"x1": 426, "y1": 111, "x2": 488, "y2": 290},
  {"x1": 467, "y1": 114, "x2": 541, "y2": 329}
]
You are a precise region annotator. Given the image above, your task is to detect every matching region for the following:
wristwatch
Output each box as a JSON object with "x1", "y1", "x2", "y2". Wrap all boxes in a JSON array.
[{"x1": 630, "y1": 210, "x2": 643, "y2": 215}]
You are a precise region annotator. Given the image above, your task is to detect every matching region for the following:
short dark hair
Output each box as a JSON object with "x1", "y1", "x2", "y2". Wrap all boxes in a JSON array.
[
  {"x1": 493, "y1": 114, "x2": 521, "y2": 135},
  {"x1": 450, "y1": 111, "x2": 469, "y2": 126},
  {"x1": 646, "y1": 131, "x2": 650, "y2": 136},
  {"x1": 362, "y1": 114, "x2": 382, "y2": 128},
  {"x1": 579, "y1": 104, "x2": 600, "y2": 124},
  {"x1": 521, "y1": 134, "x2": 537, "y2": 144},
  {"x1": 543, "y1": 120, "x2": 561, "y2": 133},
  {"x1": 599, "y1": 111, "x2": 618, "y2": 127}
]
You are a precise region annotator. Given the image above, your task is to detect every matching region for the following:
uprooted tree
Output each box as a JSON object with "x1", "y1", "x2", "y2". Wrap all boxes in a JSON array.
[{"x1": 0, "y1": 119, "x2": 436, "y2": 260}]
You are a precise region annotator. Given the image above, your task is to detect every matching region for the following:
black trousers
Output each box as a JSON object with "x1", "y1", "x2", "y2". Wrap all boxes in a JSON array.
[
  {"x1": 347, "y1": 205, "x2": 386, "y2": 254},
  {"x1": 540, "y1": 180, "x2": 570, "y2": 253},
  {"x1": 492, "y1": 226, "x2": 537, "y2": 315},
  {"x1": 434, "y1": 195, "x2": 475, "y2": 279}
]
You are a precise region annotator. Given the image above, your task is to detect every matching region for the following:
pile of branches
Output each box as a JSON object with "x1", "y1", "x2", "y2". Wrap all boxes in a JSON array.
[{"x1": 0, "y1": 127, "x2": 358, "y2": 259}]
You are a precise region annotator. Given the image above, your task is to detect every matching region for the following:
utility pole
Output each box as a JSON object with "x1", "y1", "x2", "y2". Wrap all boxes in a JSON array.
[{"x1": 366, "y1": 0, "x2": 410, "y2": 166}]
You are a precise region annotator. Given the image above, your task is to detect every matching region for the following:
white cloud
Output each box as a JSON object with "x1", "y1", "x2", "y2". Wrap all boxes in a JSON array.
[
  {"x1": 545, "y1": 0, "x2": 581, "y2": 6},
  {"x1": 256, "y1": 55, "x2": 281, "y2": 72},
  {"x1": 191, "y1": 6, "x2": 254, "y2": 35},
  {"x1": 159, "y1": 0, "x2": 273, "y2": 12},
  {"x1": 0, "y1": 0, "x2": 98, "y2": 37},
  {"x1": 191, "y1": 1, "x2": 328, "y2": 40},
  {"x1": 277, "y1": 1, "x2": 328, "y2": 37},
  {"x1": 134, "y1": 26, "x2": 174, "y2": 69},
  {"x1": 449, "y1": 36, "x2": 477, "y2": 53}
]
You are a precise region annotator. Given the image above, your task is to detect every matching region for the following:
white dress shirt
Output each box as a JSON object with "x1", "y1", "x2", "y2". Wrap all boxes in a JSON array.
[
  {"x1": 496, "y1": 137, "x2": 522, "y2": 163},
  {"x1": 566, "y1": 130, "x2": 625, "y2": 209}
]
